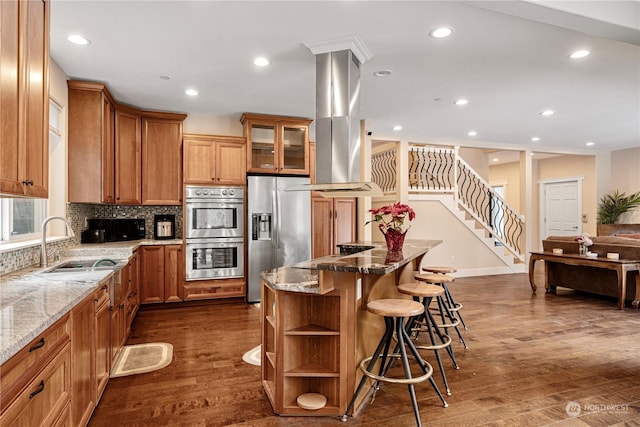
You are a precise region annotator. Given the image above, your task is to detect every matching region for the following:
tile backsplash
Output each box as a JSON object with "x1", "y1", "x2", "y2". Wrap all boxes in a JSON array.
[{"x1": 0, "y1": 203, "x2": 182, "y2": 276}]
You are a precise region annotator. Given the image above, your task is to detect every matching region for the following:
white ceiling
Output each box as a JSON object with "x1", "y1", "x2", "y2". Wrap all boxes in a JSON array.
[{"x1": 50, "y1": 1, "x2": 640, "y2": 155}]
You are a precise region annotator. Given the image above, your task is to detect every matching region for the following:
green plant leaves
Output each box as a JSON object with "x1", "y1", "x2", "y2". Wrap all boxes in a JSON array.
[{"x1": 597, "y1": 190, "x2": 640, "y2": 224}]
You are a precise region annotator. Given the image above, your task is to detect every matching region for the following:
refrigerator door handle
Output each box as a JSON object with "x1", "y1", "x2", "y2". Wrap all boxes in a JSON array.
[
  {"x1": 275, "y1": 190, "x2": 281, "y2": 250},
  {"x1": 272, "y1": 190, "x2": 279, "y2": 250}
]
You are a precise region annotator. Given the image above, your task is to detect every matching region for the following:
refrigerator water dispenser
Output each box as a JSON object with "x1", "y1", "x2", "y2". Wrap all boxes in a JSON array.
[{"x1": 252, "y1": 213, "x2": 272, "y2": 240}]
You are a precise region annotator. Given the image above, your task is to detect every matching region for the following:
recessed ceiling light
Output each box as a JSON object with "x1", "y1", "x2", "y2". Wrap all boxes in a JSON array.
[
  {"x1": 393, "y1": 125, "x2": 403, "y2": 131},
  {"x1": 467, "y1": 131, "x2": 477, "y2": 136},
  {"x1": 429, "y1": 27, "x2": 453, "y2": 39},
  {"x1": 569, "y1": 50, "x2": 590, "y2": 59},
  {"x1": 531, "y1": 137, "x2": 540, "y2": 142},
  {"x1": 185, "y1": 89, "x2": 199, "y2": 96},
  {"x1": 67, "y1": 34, "x2": 90, "y2": 45},
  {"x1": 159, "y1": 76, "x2": 170, "y2": 80},
  {"x1": 254, "y1": 57, "x2": 270, "y2": 67},
  {"x1": 540, "y1": 110, "x2": 555, "y2": 116},
  {"x1": 373, "y1": 69, "x2": 392, "y2": 78},
  {"x1": 492, "y1": 158, "x2": 500, "y2": 162},
  {"x1": 585, "y1": 141, "x2": 595, "y2": 146},
  {"x1": 454, "y1": 99, "x2": 469, "y2": 106}
]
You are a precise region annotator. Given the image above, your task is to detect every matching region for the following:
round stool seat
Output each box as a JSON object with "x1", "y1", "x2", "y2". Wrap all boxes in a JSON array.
[
  {"x1": 415, "y1": 273, "x2": 455, "y2": 284},
  {"x1": 398, "y1": 282, "x2": 445, "y2": 298},
  {"x1": 422, "y1": 266, "x2": 457, "y2": 274},
  {"x1": 367, "y1": 299, "x2": 424, "y2": 318}
]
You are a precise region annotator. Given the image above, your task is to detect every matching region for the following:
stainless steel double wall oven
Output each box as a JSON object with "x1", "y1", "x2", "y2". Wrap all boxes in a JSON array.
[{"x1": 184, "y1": 186, "x2": 244, "y2": 280}]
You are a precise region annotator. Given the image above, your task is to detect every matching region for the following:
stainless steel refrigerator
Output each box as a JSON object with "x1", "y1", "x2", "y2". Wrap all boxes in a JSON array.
[{"x1": 247, "y1": 176, "x2": 311, "y2": 302}]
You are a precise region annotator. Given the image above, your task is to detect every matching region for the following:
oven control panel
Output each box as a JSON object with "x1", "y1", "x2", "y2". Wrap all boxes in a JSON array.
[{"x1": 185, "y1": 186, "x2": 243, "y2": 200}]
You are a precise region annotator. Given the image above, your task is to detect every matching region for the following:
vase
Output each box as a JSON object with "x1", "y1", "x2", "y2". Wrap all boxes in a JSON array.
[
  {"x1": 579, "y1": 244, "x2": 588, "y2": 255},
  {"x1": 383, "y1": 229, "x2": 406, "y2": 253}
]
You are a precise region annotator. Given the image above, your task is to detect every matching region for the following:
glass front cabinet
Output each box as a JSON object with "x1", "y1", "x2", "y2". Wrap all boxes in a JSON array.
[{"x1": 240, "y1": 113, "x2": 312, "y2": 175}]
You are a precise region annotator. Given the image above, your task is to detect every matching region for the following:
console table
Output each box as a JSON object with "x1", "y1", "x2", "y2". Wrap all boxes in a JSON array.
[{"x1": 529, "y1": 251, "x2": 640, "y2": 310}]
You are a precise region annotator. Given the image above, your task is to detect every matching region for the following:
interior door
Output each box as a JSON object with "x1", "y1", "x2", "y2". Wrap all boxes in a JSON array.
[{"x1": 543, "y1": 180, "x2": 581, "y2": 238}]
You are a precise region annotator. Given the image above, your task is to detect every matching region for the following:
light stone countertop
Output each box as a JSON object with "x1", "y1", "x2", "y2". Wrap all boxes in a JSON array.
[{"x1": 0, "y1": 238, "x2": 182, "y2": 365}]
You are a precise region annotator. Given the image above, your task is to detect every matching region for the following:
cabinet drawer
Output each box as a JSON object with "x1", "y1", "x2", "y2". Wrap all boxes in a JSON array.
[
  {"x1": 0, "y1": 343, "x2": 71, "y2": 426},
  {"x1": 0, "y1": 315, "x2": 70, "y2": 409},
  {"x1": 95, "y1": 278, "x2": 111, "y2": 308},
  {"x1": 183, "y1": 279, "x2": 246, "y2": 300}
]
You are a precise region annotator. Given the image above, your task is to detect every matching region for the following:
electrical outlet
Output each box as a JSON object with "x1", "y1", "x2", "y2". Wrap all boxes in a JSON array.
[{"x1": 582, "y1": 214, "x2": 588, "y2": 223}]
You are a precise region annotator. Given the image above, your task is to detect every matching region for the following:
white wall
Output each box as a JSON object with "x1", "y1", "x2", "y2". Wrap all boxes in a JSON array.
[
  {"x1": 48, "y1": 59, "x2": 69, "y2": 236},
  {"x1": 183, "y1": 114, "x2": 243, "y2": 136}
]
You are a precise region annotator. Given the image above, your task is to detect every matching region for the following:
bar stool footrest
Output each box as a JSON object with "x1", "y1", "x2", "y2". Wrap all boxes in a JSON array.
[{"x1": 359, "y1": 354, "x2": 433, "y2": 385}]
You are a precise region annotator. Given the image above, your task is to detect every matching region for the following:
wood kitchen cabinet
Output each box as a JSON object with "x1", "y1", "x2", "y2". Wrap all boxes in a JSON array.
[
  {"x1": 140, "y1": 245, "x2": 183, "y2": 304},
  {"x1": 70, "y1": 295, "x2": 96, "y2": 427},
  {"x1": 68, "y1": 80, "x2": 186, "y2": 205},
  {"x1": 183, "y1": 134, "x2": 247, "y2": 185},
  {"x1": 312, "y1": 197, "x2": 357, "y2": 257},
  {"x1": 142, "y1": 112, "x2": 187, "y2": 205},
  {"x1": 68, "y1": 81, "x2": 116, "y2": 203},
  {"x1": 0, "y1": 314, "x2": 71, "y2": 426},
  {"x1": 261, "y1": 283, "x2": 346, "y2": 415},
  {"x1": 0, "y1": 0, "x2": 49, "y2": 198},
  {"x1": 240, "y1": 113, "x2": 312, "y2": 175},
  {"x1": 94, "y1": 280, "x2": 111, "y2": 403},
  {"x1": 115, "y1": 105, "x2": 142, "y2": 205}
]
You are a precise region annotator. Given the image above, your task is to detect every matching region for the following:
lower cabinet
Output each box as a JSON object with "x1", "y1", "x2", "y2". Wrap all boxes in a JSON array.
[
  {"x1": 140, "y1": 244, "x2": 184, "y2": 304},
  {"x1": 261, "y1": 282, "x2": 346, "y2": 415},
  {"x1": 94, "y1": 280, "x2": 111, "y2": 402},
  {"x1": 312, "y1": 197, "x2": 356, "y2": 257},
  {"x1": 182, "y1": 278, "x2": 246, "y2": 300},
  {"x1": 0, "y1": 315, "x2": 71, "y2": 427},
  {"x1": 70, "y1": 295, "x2": 96, "y2": 427}
]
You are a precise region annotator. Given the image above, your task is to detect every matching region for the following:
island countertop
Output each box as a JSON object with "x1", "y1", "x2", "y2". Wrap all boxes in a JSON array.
[{"x1": 261, "y1": 239, "x2": 442, "y2": 294}]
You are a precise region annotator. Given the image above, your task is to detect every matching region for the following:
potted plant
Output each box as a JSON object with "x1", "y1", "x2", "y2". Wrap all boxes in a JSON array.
[{"x1": 597, "y1": 190, "x2": 640, "y2": 235}]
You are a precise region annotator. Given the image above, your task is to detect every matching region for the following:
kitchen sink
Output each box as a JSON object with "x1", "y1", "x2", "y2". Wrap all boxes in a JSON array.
[{"x1": 44, "y1": 258, "x2": 127, "y2": 273}]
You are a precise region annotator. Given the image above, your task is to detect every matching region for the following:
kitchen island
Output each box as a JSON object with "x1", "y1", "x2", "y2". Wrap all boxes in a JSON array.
[{"x1": 260, "y1": 239, "x2": 442, "y2": 417}]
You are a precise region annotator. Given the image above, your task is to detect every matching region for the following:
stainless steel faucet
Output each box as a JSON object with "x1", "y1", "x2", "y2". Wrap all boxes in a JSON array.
[{"x1": 40, "y1": 216, "x2": 75, "y2": 268}]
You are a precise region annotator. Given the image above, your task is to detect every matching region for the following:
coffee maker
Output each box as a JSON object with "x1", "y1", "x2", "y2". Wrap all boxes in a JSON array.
[{"x1": 154, "y1": 214, "x2": 175, "y2": 240}]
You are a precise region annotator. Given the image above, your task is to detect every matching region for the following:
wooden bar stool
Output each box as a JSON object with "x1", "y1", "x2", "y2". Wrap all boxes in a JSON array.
[
  {"x1": 342, "y1": 299, "x2": 447, "y2": 426},
  {"x1": 414, "y1": 273, "x2": 468, "y2": 349},
  {"x1": 398, "y1": 282, "x2": 459, "y2": 396},
  {"x1": 420, "y1": 266, "x2": 467, "y2": 330}
]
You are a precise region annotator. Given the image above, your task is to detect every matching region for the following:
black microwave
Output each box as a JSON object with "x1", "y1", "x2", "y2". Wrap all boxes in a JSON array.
[{"x1": 83, "y1": 218, "x2": 146, "y2": 243}]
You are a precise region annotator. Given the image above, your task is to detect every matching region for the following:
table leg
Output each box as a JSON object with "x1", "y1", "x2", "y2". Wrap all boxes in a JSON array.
[
  {"x1": 633, "y1": 273, "x2": 640, "y2": 310},
  {"x1": 528, "y1": 257, "x2": 538, "y2": 292},
  {"x1": 617, "y1": 266, "x2": 627, "y2": 310}
]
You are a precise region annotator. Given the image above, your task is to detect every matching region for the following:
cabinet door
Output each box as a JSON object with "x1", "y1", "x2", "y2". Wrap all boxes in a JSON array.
[
  {"x1": 70, "y1": 297, "x2": 95, "y2": 427},
  {"x1": 164, "y1": 244, "x2": 183, "y2": 302},
  {"x1": 0, "y1": 0, "x2": 22, "y2": 195},
  {"x1": 102, "y1": 96, "x2": 115, "y2": 203},
  {"x1": 110, "y1": 299, "x2": 123, "y2": 366},
  {"x1": 139, "y1": 246, "x2": 165, "y2": 304},
  {"x1": 21, "y1": 0, "x2": 49, "y2": 198},
  {"x1": 311, "y1": 197, "x2": 334, "y2": 258},
  {"x1": 141, "y1": 117, "x2": 183, "y2": 205},
  {"x1": 247, "y1": 121, "x2": 277, "y2": 173},
  {"x1": 333, "y1": 198, "x2": 356, "y2": 253},
  {"x1": 129, "y1": 250, "x2": 140, "y2": 319},
  {"x1": 183, "y1": 138, "x2": 216, "y2": 184},
  {"x1": 216, "y1": 141, "x2": 246, "y2": 185},
  {"x1": 115, "y1": 108, "x2": 141, "y2": 204},
  {"x1": 95, "y1": 299, "x2": 110, "y2": 401},
  {"x1": 279, "y1": 122, "x2": 309, "y2": 175}
]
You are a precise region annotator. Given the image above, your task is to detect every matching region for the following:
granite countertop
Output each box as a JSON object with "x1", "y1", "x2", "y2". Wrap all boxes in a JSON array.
[
  {"x1": 261, "y1": 239, "x2": 442, "y2": 294},
  {"x1": 0, "y1": 269, "x2": 112, "y2": 365},
  {"x1": 0, "y1": 238, "x2": 182, "y2": 365}
]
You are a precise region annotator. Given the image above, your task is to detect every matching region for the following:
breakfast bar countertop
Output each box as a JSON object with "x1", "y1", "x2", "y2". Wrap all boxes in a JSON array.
[{"x1": 261, "y1": 239, "x2": 442, "y2": 294}]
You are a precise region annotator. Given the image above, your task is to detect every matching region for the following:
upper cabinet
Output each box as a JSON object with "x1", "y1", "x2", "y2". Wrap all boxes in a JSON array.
[
  {"x1": 0, "y1": 0, "x2": 49, "y2": 198},
  {"x1": 183, "y1": 134, "x2": 246, "y2": 185},
  {"x1": 67, "y1": 80, "x2": 186, "y2": 205},
  {"x1": 142, "y1": 112, "x2": 186, "y2": 205},
  {"x1": 240, "y1": 113, "x2": 312, "y2": 175},
  {"x1": 68, "y1": 81, "x2": 116, "y2": 204},
  {"x1": 114, "y1": 105, "x2": 141, "y2": 205}
]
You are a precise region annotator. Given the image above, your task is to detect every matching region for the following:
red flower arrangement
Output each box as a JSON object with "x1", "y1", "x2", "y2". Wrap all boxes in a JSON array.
[{"x1": 366, "y1": 202, "x2": 416, "y2": 234}]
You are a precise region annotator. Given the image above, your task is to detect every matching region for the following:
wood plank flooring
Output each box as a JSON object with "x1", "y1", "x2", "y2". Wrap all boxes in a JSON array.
[{"x1": 89, "y1": 272, "x2": 640, "y2": 426}]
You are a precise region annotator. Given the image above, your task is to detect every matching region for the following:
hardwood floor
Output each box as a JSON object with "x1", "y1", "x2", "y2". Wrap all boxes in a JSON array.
[{"x1": 89, "y1": 272, "x2": 640, "y2": 426}]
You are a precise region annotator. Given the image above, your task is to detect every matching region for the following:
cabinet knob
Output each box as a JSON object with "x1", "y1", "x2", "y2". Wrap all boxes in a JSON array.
[{"x1": 29, "y1": 381, "x2": 45, "y2": 399}]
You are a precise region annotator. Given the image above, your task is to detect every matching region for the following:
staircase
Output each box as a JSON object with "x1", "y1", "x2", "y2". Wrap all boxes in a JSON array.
[{"x1": 372, "y1": 145, "x2": 526, "y2": 274}]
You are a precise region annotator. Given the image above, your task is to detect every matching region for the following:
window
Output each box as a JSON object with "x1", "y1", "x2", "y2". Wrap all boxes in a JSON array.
[{"x1": 0, "y1": 99, "x2": 60, "y2": 243}]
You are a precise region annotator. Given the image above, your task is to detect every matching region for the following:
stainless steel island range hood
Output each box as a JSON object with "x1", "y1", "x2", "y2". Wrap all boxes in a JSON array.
[{"x1": 289, "y1": 36, "x2": 382, "y2": 198}]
